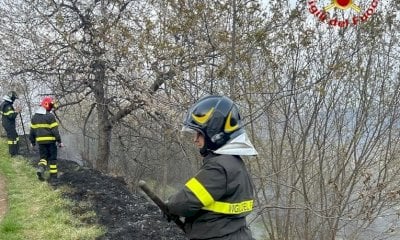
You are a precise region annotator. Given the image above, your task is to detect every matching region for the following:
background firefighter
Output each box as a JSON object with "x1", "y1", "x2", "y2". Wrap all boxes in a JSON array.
[
  {"x1": 29, "y1": 96, "x2": 63, "y2": 184},
  {"x1": 0, "y1": 91, "x2": 21, "y2": 156},
  {"x1": 166, "y1": 95, "x2": 258, "y2": 240}
]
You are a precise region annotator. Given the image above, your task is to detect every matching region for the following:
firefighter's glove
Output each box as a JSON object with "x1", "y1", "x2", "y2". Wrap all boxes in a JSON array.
[
  {"x1": 163, "y1": 204, "x2": 179, "y2": 222},
  {"x1": 163, "y1": 212, "x2": 179, "y2": 223}
]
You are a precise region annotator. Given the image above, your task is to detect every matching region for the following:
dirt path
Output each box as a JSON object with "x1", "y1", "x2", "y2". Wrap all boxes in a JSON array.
[{"x1": 0, "y1": 174, "x2": 7, "y2": 222}]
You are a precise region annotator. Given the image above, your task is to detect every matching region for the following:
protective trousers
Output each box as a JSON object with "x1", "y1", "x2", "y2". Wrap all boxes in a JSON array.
[
  {"x1": 6, "y1": 127, "x2": 19, "y2": 156},
  {"x1": 38, "y1": 143, "x2": 58, "y2": 180},
  {"x1": 191, "y1": 227, "x2": 254, "y2": 240}
]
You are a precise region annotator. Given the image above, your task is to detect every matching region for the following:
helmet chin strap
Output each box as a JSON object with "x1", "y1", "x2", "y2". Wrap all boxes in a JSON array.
[{"x1": 199, "y1": 142, "x2": 211, "y2": 157}]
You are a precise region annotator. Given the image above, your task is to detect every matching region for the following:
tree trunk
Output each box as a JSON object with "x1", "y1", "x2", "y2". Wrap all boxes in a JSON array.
[
  {"x1": 97, "y1": 113, "x2": 112, "y2": 172},
  {"x1": 93, "y1": 60, "x2": 112, "y2": 172}
]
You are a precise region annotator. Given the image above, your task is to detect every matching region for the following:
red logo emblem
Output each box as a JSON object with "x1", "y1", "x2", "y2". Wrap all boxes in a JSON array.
[{"x1": 308, "y1": 0, "x2": 379, "y2": 27}]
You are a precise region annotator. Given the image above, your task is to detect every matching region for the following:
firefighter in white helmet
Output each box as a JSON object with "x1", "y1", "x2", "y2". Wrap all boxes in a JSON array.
[{"x1": 0, "y1": 91, "x2": 21, "y2": 156}]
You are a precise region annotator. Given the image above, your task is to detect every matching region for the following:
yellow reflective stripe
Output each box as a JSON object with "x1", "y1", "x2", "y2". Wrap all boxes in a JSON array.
[
  {"x1": 2, "y1": 110, "x2": 15, "y2": 116},
  {"x1": 192, "y1": 108, "x2": 214, "y2": 125},
  {"x1": 185, "y1": 178, "x2": 214, "y2": 206},
  {"x1": 49, "y1": 164, "x2": 57, "y2": 173},
  {"x1": 186, "y1": 178, "x2": 253, "y2": 215},
  {"x1": 31, "y1": 122, "x2": 59, "y2": 129},
  {"x1": 39, "y1": 159, "x2": 48, "y2": 166},
  {"x1": 7, "y1": 140, "x2": 19, "y2": 144},
  {"x1": 224, "y1": 112, "x2": 239, "y2": 133},
  {"x1": 36, "y1": 136, "x2": 56, "y2": 141},
  {"x1": 202, "y1": 200, "x2": 253, "y2": 214}
]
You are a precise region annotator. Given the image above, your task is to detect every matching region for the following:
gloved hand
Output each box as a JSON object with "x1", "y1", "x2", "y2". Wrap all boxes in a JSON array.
[
  {"x1": 163, "y1": 212, "x2": 179, "y2": 223},
  {"x1": 58, "y1": 142, "x2": 64, "y2": 148},
  {"x1": 163, "y1": 204, "x2": 179, "y2": 222}
]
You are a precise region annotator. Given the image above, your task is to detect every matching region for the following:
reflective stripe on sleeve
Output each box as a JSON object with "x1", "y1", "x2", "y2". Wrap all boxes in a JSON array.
[
  {"x1": 2, "y1": 110, "x2": 15, "y2": 116},
  {"x1": 203, "y1": 200, "x2": 253, "y2": 214},
  {"x1": 185, "y1": 177, "x2": 253, "y2": 215},
  {"x1": 185, "y1": 178, "x2": 215, "y2": 206}
]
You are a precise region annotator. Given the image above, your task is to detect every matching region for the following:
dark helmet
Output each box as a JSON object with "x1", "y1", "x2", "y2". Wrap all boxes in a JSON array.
[
  {"x1": 8, "y1": 91, "x2": 18, "y2": 102},
  {"x1": 182, "y1": 95, "x2": 244, "y2": 150}
]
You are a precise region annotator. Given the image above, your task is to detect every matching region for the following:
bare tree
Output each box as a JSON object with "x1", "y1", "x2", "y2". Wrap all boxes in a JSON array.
[
  {"x1": 242, "y1": 1, "x2": 400, "y2": 239},
  {"x1": 0, "y1": 0, "x2": 263, "y2": 173},
  {"x1": 2, "y1": 0, "x2": 399, "y2": 239}
]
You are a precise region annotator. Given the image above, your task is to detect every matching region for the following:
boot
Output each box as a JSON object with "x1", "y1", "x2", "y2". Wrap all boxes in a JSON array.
[
  {"x1": 49, "y1": 174, "x2": 59, "y2": 186},
  {"x1": 37, "y1": 159, "x2": 48, "y2": 181},
  {"x1": 36, "y1": 166, "x2": 45, "y2": 181},
  {"x1": 9, "y1": 138, "x2": 19, "y2": 156}
]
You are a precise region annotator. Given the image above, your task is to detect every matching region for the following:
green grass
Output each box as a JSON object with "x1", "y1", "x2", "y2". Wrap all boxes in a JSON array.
[{"x1": 0, "y1": 140, "x2": 105, "y2": 240}]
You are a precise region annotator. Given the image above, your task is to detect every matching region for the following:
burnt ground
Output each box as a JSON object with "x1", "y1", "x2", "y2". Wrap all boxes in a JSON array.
[{"x1": 18, "y1": 140, "x2": 187, "y2": 240}]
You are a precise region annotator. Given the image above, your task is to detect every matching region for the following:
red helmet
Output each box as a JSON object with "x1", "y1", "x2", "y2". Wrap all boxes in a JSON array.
[{"x1": 41, "y1": 96, "x2": 55, "y2": 111}]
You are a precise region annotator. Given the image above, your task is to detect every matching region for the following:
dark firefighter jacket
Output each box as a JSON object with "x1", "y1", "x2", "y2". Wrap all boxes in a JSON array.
[
  {"x1": 166, "y1": 153, "x2": 254, "y2": 240},
  {"x1": 0, "y1": 100, "x2": 18, "y2": 134},
  {"x1": 29, "y1": 107, "x2": 61, "y2": 145}
]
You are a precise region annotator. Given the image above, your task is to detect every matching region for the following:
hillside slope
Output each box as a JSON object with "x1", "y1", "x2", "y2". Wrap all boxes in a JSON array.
[
  {"x1": 56, "y1": 160, "x2": 187, "y2": 240},
  {"x1": 20, "y1": 144, "x2": 187, "y2": 240}
]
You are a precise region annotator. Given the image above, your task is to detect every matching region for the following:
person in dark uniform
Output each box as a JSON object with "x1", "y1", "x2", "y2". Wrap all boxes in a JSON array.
[
  {"x1": 0, "y1": 91, "x2": 21, "y2": 156},
  {"x1": 29, "y1": 96, "x2": 63, "y2": 184},
  {"x1": 166, "y1": 95, "x2": 258, "y2": 240}
]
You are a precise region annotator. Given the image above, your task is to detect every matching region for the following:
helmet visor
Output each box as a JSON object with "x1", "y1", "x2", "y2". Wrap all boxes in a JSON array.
[{"x1": 181, "y1": 125, "x2": 197, "y2": 133}]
